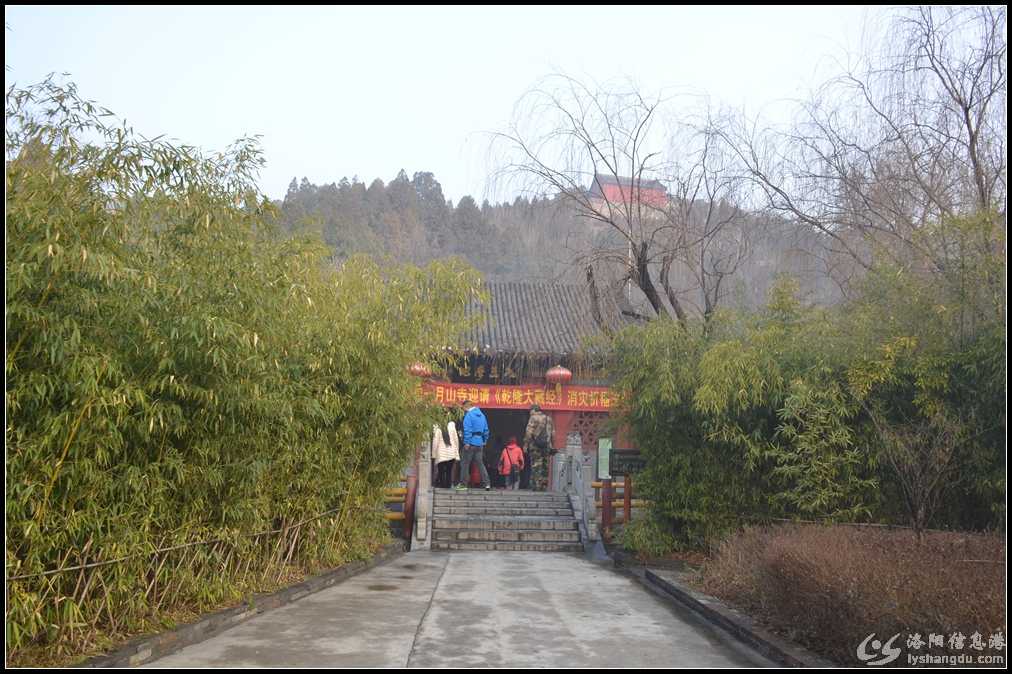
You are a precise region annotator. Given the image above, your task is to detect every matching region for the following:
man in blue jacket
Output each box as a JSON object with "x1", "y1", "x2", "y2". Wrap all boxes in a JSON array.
[{"x1": 455, "y1": 399, "x2": 491, "y2": 491}]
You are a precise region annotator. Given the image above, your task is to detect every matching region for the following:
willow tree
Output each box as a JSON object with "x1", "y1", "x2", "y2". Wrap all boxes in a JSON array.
[
  {"x1": 491, "y1": 75, "x2": 752, "y2": 329},
  {"x1": 726, "y1": 6, "x2": 1006, "y2": 313}
]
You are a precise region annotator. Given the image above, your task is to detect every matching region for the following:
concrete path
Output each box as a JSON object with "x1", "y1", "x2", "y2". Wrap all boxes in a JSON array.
[{"x1": 147, "y1": 551, "x2": 774, "y2": 668}]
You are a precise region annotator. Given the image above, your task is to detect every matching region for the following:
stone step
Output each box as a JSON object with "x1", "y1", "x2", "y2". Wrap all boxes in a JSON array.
[
  {"x1": 431, "y1": 541, "x2": 584, "y2": 553},
  {"x1": 434, "y1": 497, "x2": 572, "y2": 507},
  {"x1": 432, "y1": 516, "x2": 578, "y2": 531},
  {"x1": 433, "y1": 528, "x2": 580, "y2": 543},
  {"x1": 435, "y1": 495, "x2": 574, "y2": 506},
  {"x1": 433, "y1": 506, "x2": 573, "y2": 517},
  {"x1": 433, "y1": 492, "x2": 570, "y2": 501},
  {"x1": 434, "y1": 491, "x2": 569, "y2": 500},
  {"x1": 434, "y1": 486, "x2": 562, "y2": 492},
  {"x1": 435, "y1": 491, "x2": 574, "y2": 501}
]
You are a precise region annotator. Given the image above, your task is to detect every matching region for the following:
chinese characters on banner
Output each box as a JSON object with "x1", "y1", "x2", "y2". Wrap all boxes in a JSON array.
[{"x1": 417, "y1": 381, "x2": 619, "y2": 412}]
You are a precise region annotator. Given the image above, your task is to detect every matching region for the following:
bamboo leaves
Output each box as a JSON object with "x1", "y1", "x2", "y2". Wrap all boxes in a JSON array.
[{"x1": 6, "y1": 79, "x2": 484, "y2": 664}]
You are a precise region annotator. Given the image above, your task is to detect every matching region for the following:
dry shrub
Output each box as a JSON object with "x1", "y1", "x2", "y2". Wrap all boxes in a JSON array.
[{"x1": 700, "y1": 524, "x2": 1006, "y2": 664}]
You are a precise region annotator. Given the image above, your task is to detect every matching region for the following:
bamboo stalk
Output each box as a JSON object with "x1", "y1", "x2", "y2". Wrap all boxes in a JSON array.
[
  {"x1": 36, "y1": 398, "x2": 95, "y2": 524},
  {"x1": 277, "y1": 527, "x2": 301, "y2": 584}
]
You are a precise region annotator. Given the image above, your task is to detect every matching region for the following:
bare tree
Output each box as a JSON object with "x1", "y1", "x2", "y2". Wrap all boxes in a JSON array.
[
  {"x1": 725, "y1": 6, "x2": 1006, "y2": 290},
  {"x1": 662, "y1": 109, "x2": 752, "y2": 330},
  {"x1": 490, "y1": 75, "x2": 752, "y2": 329}
]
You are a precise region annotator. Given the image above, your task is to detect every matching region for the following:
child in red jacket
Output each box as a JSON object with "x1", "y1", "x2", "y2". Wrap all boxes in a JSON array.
[{"x1": 499, "y1": 437, "x2": 525, "y2": 490}]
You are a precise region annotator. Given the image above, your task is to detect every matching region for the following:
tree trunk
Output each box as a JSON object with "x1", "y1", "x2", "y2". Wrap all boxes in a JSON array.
[
  {"x1": 585, "y1": 265, "x2": 611, "y2": 335},
  {"x1": 658, "y1": 251, "x2": 689, "y2": 327}
]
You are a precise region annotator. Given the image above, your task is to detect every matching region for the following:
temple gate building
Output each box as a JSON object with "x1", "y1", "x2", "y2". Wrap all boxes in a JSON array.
[{"x1": 417, "y1": 280, "x2": 637, "y2": 484}]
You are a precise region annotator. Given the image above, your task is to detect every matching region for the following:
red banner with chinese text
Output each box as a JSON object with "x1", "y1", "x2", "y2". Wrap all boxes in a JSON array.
[{"x1": 417, "y1": 381, "x2": 619, "y2": 412}]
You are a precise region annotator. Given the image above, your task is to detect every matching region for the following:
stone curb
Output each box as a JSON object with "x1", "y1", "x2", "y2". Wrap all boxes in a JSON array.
[
  {"x1": 610, "y1": 548, "x2": 836, "y2": 668},
  {"x1": 83, "y1": 541, "x2": 406, "y2": 668}
]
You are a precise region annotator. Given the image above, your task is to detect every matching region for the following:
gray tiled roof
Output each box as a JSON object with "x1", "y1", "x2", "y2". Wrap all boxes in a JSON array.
[{"x1": 457, "y1": 281, "x2": 631, "y2": 357}]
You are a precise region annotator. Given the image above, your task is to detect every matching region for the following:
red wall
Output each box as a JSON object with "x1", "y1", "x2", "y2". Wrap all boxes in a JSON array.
[
  {"x1": 547, "y1": 410, "x2": 636, "y2": 452},
  {"x1": 601, "y1": 183, "x2": 667, "y2": 207}
]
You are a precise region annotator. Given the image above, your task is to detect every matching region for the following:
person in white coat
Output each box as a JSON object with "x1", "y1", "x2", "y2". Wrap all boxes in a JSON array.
[{"x1": 432, "y1": 421, "x2": 460, "y2": 489}]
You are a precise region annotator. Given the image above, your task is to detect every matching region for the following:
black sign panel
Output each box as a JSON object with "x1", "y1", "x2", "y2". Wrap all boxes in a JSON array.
[{"x1": 609, "y1": 449, "x2": 646, "y2": 476}]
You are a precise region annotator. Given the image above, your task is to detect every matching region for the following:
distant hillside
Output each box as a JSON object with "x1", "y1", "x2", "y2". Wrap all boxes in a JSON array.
[{"x1": 273, "y1": 171, "x2": 844, "y2": 313}]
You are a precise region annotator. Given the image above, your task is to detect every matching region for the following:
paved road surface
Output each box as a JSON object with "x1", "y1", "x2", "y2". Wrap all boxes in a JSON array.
[{"x1": 147, "y1": 551, "x2": 774, "y2": 668}]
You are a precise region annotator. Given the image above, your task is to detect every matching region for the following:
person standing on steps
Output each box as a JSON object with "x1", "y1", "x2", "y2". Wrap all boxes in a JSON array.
[
  {"x1": 431, "y1": 420, "x2": 459, "y2": 489},
  {"x1": 498, "y1": 436, "x2": 525, "y2": 490},
  {"x1": 455, "y1": 399, "x2": 491, "y2": 491},
  {"x1": 524, "y1": 404, "x2": 555, "y2": 491},
  {"x1": 484, "y1": 434, "x2": 503, "y2": 489}
]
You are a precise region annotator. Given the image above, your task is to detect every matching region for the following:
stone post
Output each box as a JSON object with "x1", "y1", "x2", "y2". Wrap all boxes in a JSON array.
[
  {"x1": 412, "y1": 440, "x2": 432, "y2": 551},
  {"x1": 580, "y1": 454, "x2": 598, "y2": 541}
]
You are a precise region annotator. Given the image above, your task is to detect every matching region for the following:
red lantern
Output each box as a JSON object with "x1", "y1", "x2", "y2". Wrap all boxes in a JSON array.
[
  {"x1": 408, "y1": 362, "x2": 432, "y2": 378},
  {"x1": 546, "y1": 365, "x2": 572, "y2": 385}
]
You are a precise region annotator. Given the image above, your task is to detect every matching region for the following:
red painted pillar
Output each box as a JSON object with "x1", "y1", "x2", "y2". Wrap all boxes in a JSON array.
[
  {"x1": 404, "y1": 474, "x2": 417, "y2": 541},
  {"x1": 551, "y1": 411, "x2": 576, "y2": 450}
]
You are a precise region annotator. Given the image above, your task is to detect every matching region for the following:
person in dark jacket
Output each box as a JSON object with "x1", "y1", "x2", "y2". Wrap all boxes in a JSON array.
[
  {"x1": 484, "y1": 435, "x2": 503, "y2": 489},
  {"x1": 524, "y1": 404, "x2": 555, "y2": 491},
  {"x1": 455, "y1": 400, "x2": 491, "y2": 491}
]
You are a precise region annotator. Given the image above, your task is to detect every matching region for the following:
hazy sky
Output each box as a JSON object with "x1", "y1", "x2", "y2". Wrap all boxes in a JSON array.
[{"x1": 5, "y1": 6, "x2": 873, "y2": 204}]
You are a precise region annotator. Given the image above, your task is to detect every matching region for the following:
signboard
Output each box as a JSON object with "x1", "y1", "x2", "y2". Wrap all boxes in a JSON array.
[
  {"x1": 609, "y1": 449, "x2": 646, "y2": 476},
  {"x1": 418, "y1": 381, "x2": 620, "y2": 412},
  {"x1": 597, "y1": 438, "x2": 612, "y2": 479}
]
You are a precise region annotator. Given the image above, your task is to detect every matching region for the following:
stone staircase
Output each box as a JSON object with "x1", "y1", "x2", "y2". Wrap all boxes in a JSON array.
[{"x1": 431, "y1": 489, "x2": 582, "y2": 552}]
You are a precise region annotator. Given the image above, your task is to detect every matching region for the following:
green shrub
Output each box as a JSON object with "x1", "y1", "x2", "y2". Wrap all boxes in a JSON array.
[
  {"x1": 606, "y1": 258, "x2": 1004, "y2": 548},
  {"x1": 618, "y1": 515, "x2": 679, "y2": 558}
]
